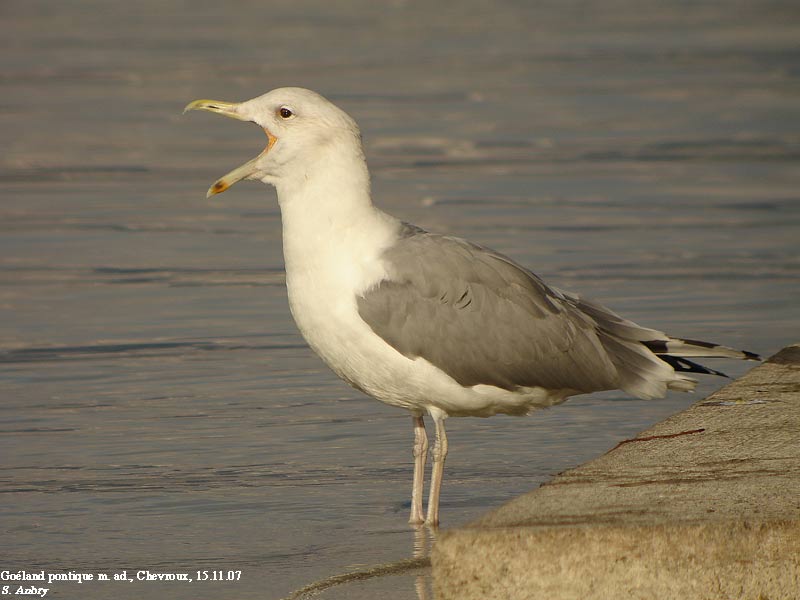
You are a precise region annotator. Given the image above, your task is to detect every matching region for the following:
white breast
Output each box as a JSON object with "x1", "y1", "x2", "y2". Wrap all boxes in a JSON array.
[{"x1": 279, "y1": 205, "x2": 422, "y2": 408}]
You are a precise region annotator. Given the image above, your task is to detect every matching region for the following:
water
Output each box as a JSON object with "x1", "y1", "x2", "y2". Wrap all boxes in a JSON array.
[{"x1": 2, "y1": 1, "x2": 798, "y2": 598}]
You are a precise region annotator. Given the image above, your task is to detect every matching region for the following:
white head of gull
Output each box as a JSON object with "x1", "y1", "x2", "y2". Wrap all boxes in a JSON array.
[{"x1": 185, "y1": 87, "x2": 759, "y2": 526}]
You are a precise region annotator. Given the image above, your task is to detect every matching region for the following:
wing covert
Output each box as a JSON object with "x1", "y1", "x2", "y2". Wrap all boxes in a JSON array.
[{"x1": 357, "y1": 228, "x2": 619, "y2": 393}]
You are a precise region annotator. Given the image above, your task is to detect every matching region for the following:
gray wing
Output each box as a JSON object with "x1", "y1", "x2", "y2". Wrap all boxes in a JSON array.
[{"x1": 357, "y1": 225, "x2": 625, "y2": 393}]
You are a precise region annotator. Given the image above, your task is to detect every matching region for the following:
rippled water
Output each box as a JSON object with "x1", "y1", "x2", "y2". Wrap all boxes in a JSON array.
[{"x1": 2, "y1": 1, "x2": 799, "y2": 598}]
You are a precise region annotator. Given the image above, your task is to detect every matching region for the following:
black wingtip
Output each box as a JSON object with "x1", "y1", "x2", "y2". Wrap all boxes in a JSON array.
[
  {"x1": 659, "y1": 355, "x2": 730, "y2": 378},
  {"x1": 650, "y1": 337, "x2": 761, "y2": 362}
]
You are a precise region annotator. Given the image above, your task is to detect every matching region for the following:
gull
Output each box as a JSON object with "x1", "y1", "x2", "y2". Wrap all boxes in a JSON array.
[{"x1": 185, "y1": 88, "x2": 759, "y2": 526}]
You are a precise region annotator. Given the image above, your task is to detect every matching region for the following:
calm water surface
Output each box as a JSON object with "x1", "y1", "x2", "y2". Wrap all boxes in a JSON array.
[{"x1": 2, "y1": 2, "x2": 799, "y2": 599}]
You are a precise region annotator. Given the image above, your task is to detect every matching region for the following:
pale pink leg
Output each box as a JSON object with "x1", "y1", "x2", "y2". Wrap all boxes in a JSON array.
[
  {"x1": 409, "y1": 415, "x2": 428, "y2": 525},
  {"x1": 425, "y1": 412, "x2": 448, "y2": 527}
]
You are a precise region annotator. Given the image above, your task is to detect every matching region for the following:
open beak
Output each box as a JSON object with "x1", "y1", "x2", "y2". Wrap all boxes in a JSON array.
[{"x1": 184, "y1": 99, "x2": 278, "y2": 197}]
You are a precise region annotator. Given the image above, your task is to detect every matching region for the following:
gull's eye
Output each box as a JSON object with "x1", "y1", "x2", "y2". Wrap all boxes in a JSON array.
[{"x1": 278, "y1": 106, "x2": 294, "y2": 119}]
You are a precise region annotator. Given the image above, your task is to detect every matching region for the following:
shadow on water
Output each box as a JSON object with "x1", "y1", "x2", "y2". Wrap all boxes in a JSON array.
[{"x1": 280, "y1": 527, "x2": 434, "y2": 600}]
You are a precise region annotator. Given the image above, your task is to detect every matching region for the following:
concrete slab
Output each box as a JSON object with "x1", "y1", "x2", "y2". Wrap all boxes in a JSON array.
[{"x1": 433, "y1": 345, "x2": 800, "y2": 600}]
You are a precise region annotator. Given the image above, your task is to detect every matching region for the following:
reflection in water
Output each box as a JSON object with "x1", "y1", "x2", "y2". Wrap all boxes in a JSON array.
[
  {"x1": 281, "y1": 527, "x2": 436, "y2": 600},
  {"x1": 414, "y1": 526, "x2": 435, "y2": 600}
]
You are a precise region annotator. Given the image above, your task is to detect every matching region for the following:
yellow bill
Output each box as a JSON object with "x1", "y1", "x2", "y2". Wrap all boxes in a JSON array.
[{"x1": 184, "y1": 99, "x2": 278, "y2": 197}]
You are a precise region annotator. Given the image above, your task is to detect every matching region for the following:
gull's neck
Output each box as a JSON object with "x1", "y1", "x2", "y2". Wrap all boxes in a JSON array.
[{"x1": 273, "y1": 147, "x2": 398, "y2": 289}]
